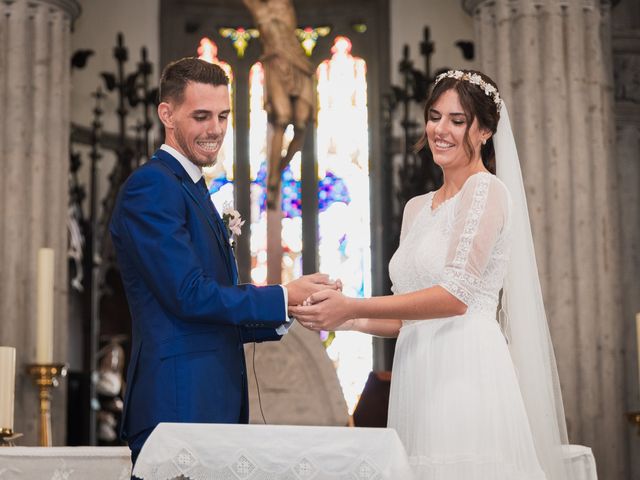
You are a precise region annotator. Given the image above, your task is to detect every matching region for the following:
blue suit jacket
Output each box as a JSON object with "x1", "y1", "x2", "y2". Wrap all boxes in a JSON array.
[{"x1": 110, "y1": 149, "x2": 286, "y2": 440}]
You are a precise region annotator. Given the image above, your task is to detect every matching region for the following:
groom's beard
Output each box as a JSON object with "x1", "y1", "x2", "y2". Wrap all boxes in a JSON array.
[{"x1": 174, "y1": 128, "x2": 223, "y2": 168}]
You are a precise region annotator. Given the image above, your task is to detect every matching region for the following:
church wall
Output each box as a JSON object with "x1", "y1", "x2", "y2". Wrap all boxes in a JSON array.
[
  {"x1": 67, "y1": 0, "x2": 160, "y2": 376},
  {"x1": 0, "y1": 0, "x2": 79, "y2": 448},
  {"x1": 612, "y1": 0, "x2": 640, "y2": 477},
  {"x1": 389, "y1": 0, "x2": 476, "y2": 200},
  {"x1": 390, "y1": 0, "x2": 476, "y2": 88},
  {"x1": 72, "y1": 0, "x2": 160, "y2": 133}
]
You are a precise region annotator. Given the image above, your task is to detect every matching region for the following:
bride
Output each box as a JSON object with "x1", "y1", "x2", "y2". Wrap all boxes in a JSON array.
[{"x1": 290, "y1": 70, "x2": 572, "y2": 479}]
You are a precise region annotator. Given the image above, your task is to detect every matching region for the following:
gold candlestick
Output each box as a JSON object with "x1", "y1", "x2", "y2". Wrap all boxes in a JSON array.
[
  {"x1": 27, "y1": 364, "x2": 67, "y2": 446},
  {"x1": 0, "y1": 428, "x2": 23, "y2": 447},
  {"x1": 627, "y1": 411, "x2": 640, "y2": 435}
]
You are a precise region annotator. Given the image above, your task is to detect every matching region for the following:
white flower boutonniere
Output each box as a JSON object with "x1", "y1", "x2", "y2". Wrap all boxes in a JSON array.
[{"x1": 221, "y1": 202, "x2": 245, "y2": 246}]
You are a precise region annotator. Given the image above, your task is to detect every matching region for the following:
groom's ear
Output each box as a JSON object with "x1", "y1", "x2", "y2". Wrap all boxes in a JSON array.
[{"x1": 157, "y1": 102, "x2": 174, "y2": 129}]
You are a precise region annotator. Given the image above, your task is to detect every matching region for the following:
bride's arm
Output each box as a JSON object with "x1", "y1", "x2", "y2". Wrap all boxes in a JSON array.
[
  {"x1": 349, "y1": 286, "x2": 467, "y2": 320},
  {"x1": 338, "y1": 317, "x2": 402, "y2": 338},
  {"x1": 291, "y1": 286, "x2": 466, "y2": 332}
]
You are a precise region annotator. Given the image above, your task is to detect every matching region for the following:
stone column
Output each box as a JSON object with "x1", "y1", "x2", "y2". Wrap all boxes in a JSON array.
[
  {"x1": 612, "y1": 1, "x2": 640, "y2": 476},
  {"x1": 0, "y1": 0, "x2": 80, "y2": 445},
  {"x1": 463, "y1": 0, "x2": 626, "y2": 478}
]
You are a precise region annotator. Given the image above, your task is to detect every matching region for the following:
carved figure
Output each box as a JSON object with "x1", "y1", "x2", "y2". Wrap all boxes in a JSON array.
[{"x1": 243, "y1": 0, "x2": 314, "y2": 208}]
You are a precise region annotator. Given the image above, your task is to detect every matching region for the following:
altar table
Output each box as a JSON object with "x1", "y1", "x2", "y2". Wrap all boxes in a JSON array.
[
  {"x1": 0, "y1": 433, "x2": 597, "y2": 480},
  {"x1": 133, "y1": 422, "x2": 413, "y2": 479},
  {"x1": 0, "y1": 446, "x2": 131, "y2": 479}
]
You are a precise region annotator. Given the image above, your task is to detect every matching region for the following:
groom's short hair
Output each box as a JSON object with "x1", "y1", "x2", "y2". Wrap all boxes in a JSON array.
[{"x1": 159, "y1": 57, "x2": 229, "y2": 105}]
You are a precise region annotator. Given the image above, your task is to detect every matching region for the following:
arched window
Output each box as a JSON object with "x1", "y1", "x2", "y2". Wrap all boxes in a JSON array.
[
  {"x1": 197, "y1": 38, "x2": 236, "y2": 211},
  {"x1": 248, "y1": 62, "x2": 303, "y2": 285},
  {"x1": 162, "y1": 0, "x2": 391, "y2": 417},
  {"x1": 316, "y1": 36, "x2": 371, "y2": 414}
]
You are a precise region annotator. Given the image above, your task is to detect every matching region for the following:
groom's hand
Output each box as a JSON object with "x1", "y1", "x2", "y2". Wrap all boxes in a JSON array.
[{"x1": 285, "y1": 273, "x2": 340, "y2": 306}]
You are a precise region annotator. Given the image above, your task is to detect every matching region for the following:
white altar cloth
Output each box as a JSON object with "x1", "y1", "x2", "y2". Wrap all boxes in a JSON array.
[
  {"x1": 0, "y1": 446, "x2": 131, "y2": 479},
  {"x1": 133, "y1": 422, "x2": 414, "y2": 479},
  {"x1": 563, "y1": 444, "x2": 598, "y2": 480},
  {"x1": 0, "y1": 437, "x2": 596, "y2": 480}
]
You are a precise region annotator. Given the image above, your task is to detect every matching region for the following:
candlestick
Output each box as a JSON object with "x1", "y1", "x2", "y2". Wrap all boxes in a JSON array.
[
  {"x1": 0, "y1": 347, "x2": 16, "y2": 434},
  {"x1": 36, "y1": 248, "x2": 54, "y2": 364},
  {"x1": 0, "y1": 431, "x2": 23, "y2": 447},
  {"x1": 27, "y1": 364, "x2": 67, "y2": 446}
]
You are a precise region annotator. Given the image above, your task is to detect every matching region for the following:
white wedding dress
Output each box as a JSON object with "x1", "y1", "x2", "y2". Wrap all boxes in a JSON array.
[{"x1": 387, "y1": 172, "x2": 546, "y2": 479}]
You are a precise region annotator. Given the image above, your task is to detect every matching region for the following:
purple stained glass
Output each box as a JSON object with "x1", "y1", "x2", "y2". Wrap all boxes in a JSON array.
[
  {"x1": 249, "y1": 161, "x2": 351, "y2": 218},
  {"x1": 318, "y1": 171, "x2": 350, "y2": 212}
]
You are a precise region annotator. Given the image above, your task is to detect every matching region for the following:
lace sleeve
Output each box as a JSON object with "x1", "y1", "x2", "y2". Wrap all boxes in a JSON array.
[
  {"x1": 399, "y1": 194, "x2": 429, "y2": 244},
  {"x1": 440, "y1": 174, "x2": 510, "y2": 306}
]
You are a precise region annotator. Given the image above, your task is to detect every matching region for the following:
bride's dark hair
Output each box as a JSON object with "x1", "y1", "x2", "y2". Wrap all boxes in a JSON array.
[{"x1": 415, "y1": 70, "x2": 501, "y2": 174}]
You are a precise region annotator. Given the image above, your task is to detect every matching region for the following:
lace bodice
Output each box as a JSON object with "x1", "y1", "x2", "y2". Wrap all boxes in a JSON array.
[{"x1": 389, "y1": 172, "x2": 512, "y2": 321}]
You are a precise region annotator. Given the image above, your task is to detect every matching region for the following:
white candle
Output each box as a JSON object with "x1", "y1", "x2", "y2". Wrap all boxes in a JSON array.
[
  {"x1": 36, "y1": 248, "x2": 54, "y2": 364},
  {"x1": 0, "y1": 346, "x2": 16, "y2": 432}
]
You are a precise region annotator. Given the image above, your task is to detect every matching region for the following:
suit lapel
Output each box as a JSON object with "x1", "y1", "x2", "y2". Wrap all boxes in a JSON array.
[{"x1": 152, "y1": 150, "x2": 237, "y2": 283}]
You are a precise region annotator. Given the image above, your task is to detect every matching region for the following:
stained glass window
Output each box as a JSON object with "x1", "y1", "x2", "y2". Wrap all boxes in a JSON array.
[
  {"x1": 197, "y1": 34, "x2": 372, "y2": 416},
  {"x1": 316, "y1": 36, "x2": 372, "y2": 415},
  {"x1": 219, "y1": 27, "x2": 259, "y2": 58},
  {"x1": 295, "y1": 26, "x2": 331, "y2": 56},
  {"x1": 197, "y1": 37, "x2": 235, "y2": 211},
  {"x1": 248, "y1": 63, "x2": 303, "y2": 286}
]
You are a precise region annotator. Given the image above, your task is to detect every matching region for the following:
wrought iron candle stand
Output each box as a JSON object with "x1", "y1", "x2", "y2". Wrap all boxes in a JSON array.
[
  {"x1": 27, "y1": 364, "x2": 68, "y2": 446},
  {"x1": 69, "y1": 32, "x2": 158, "y2": 445}
]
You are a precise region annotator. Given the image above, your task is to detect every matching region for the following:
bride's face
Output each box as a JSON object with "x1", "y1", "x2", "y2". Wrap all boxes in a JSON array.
[{"x1": 425, "y1": 88, "x2": 487, "y2": 170}]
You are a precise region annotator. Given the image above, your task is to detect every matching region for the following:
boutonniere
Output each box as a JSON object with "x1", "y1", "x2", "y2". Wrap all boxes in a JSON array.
[{"x1": 221, "y1": 202, "x2": 245, "y2": 246}]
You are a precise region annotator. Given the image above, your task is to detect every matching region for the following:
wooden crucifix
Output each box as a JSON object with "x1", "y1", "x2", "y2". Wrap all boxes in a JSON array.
[{"x1": 243, "y1": 0, "x2": 314, "y2": 283}]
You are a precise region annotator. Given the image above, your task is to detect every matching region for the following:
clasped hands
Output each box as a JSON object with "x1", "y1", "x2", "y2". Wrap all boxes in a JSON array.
[{"x1": 285, "y1": 273, "x2": 354, "y2": 332}]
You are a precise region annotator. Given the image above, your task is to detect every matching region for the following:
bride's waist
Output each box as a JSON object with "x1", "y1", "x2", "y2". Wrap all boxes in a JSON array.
[{"x1": 401, "y1": 311, "x2": 496, "y2": 329}]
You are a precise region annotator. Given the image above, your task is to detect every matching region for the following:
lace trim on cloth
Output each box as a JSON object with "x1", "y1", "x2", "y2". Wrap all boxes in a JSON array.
[
  {"x1": 451, "y1": 175, "x2": 490, "y2": 270},
  {"x1": 135, "y1": 448, "x2": 384, "y2": 480},
  {"x1": 440, "y1": 175, "x2": 491, "y2": 306},
  {"x1": 441, "y1": 267, "x2": 484, "y2": 306}
]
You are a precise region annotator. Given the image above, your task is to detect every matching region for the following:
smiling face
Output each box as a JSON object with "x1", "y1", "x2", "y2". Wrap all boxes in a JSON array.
[
  {"x1": 425, "y1": 88, "x2": 489, "y2": 171},
  {"x1": 158, "y1": 81, "x2": 230, "y2": 168}
]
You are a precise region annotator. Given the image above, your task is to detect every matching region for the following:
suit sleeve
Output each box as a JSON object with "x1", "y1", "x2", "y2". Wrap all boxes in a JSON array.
[
  {"x1": 240, "y1": 326, "x2": 283, "y2": 343},
  {"x1": 110, "y1": 166, "x2": 286, "y2": 327}
]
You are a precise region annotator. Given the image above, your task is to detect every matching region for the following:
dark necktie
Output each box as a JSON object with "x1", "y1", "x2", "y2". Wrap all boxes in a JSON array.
[
  {"x1": 195, "y1": 177, "x2": 237, "y2": 283},
  {"x1": 196, "y1": 177, "x2": 228, "y2": 240}
]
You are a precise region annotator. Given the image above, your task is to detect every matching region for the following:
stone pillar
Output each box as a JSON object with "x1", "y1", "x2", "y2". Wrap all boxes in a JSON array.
[
  {"x1": 463, "y1": 0, "x2": 626, "y2": 478},
  {"x1": 0, "y1": 0, "x2": 80, "y2": 445},
  {"x1": 612, "y1": 1, "x2": 640, "y2": 476}
]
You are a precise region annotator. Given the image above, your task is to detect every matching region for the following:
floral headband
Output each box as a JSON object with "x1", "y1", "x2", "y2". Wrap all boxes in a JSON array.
[{"x1": 435, "y1": 70, "x2": 502, "y2": 112}]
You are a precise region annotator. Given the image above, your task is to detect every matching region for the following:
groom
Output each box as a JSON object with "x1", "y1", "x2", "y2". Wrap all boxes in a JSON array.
[{"x1": 110, "y1": 57, "x2": 336, "y2": 467}]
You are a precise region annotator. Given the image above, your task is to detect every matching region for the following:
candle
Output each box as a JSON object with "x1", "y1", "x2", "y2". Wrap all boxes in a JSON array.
[
  {"x1": 0, "y1": 346, "x2": 16, "y2": 432},
  {"x1": 36, "y1": 248, "x2": 54, "y2": 364}
]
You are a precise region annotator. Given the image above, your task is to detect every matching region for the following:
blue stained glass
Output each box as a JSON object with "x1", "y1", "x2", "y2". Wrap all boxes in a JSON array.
[
  {"x1": 318, "y1": 171, "x2": 350, "y2": 212},
  {"x1": 208, "y1": 175, "x2": 232, "y2": 195},
  {"x1": 338, "y1": 234, "x2": 348, "y2": 256},
  {"x1": 251, "y1": 161, "x2": 350, "y2": 218}
]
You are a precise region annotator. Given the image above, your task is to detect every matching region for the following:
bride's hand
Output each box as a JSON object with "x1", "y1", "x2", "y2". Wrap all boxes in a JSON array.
[{"x1": 289, "y1": 289, "x2": 355, "y2": 332}]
